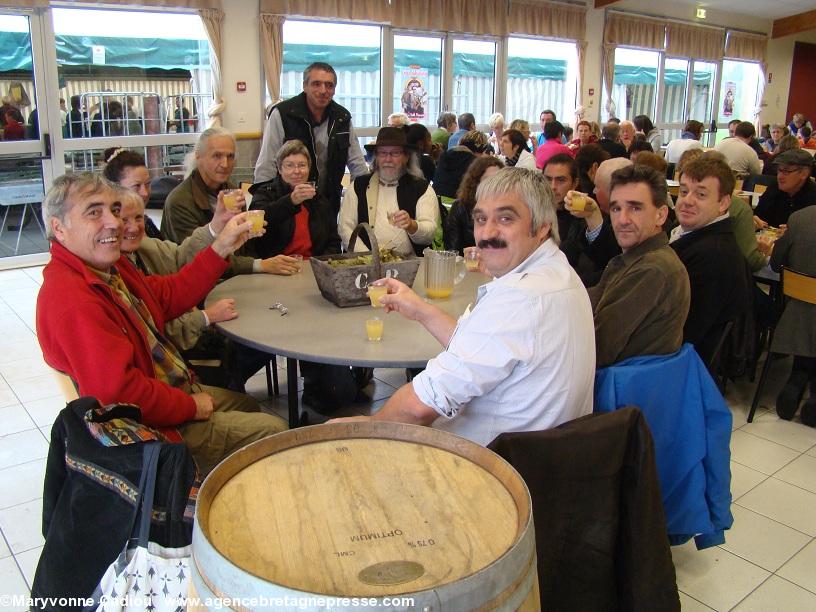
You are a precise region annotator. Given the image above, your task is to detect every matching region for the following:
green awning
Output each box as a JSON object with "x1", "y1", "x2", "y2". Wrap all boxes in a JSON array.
[{"x1": 614, "y1": 65, "x2": 712, "y2": 86}]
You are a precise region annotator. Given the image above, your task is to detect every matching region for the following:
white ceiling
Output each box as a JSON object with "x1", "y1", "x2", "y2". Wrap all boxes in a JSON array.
[{"x1": 675, "y1": 0, "x2": 815, "y2": 21}]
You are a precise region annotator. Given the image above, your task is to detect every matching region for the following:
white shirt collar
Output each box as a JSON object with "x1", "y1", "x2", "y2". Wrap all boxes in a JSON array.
[{"x1": 669, "y1": 212, "x2": 730, "y2": 242}]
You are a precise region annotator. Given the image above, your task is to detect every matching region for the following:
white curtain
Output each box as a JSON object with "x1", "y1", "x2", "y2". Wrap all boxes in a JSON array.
[{"x1": 198, "y1": 8, "x2": 225, "y2": 127}]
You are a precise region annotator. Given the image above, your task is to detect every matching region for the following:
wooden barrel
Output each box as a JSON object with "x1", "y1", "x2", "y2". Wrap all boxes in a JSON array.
[{"x1": 191, "y1": 422, "x2": 539, "y2": 611}]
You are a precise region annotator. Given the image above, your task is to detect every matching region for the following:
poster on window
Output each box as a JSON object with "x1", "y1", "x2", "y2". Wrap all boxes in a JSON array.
[
  {"x1": 401, "y1": 66, "x2": 429, "y2": 122},
  {"x1": 722, "y1": 82, "x2": 736, "y2": 117}
]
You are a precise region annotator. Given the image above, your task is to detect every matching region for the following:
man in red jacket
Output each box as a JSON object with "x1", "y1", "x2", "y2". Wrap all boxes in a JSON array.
[{"x1": 37, "y1": 173, "x2": 286, "y2": 473}]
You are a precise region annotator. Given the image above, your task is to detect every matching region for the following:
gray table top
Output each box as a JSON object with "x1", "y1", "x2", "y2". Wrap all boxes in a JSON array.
[{"x1": 207, "y1": 259, "x2": 492, "y2": 368}]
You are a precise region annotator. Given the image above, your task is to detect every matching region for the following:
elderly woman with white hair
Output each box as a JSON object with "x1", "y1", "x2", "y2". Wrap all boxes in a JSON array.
[{"x1": 487, "y1": 112, "x2": 504, "y2": 152}]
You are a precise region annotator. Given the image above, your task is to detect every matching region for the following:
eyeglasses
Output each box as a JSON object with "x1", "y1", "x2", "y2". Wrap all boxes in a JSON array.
[
  {"x1": 777, "y1": 166, "x2": 807, "y2": 175},
  {"x1": 281, "y1": 162, "x2": 309, "y2": 170},
  {"x1": 375, "y1": 150, "x2": 405, "y2": 159}
]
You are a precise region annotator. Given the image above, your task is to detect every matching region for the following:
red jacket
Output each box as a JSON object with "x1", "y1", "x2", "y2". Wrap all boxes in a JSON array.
[{"x1": 36, "y1": 241, "x2": 228, "y2": 427}]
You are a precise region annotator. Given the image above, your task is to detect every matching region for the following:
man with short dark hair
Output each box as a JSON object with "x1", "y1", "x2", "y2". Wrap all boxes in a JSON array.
[
  {"x1": 754, "y1": 148, "x2": 816, "y2": 228},
  {"x1": 727, "y1": 119, "x2": 741, "y2": 138},
  {"x1": 535, "y1": 120, "x2": 574, "y2": 168},
  {"x1": 448, "y1": 112, "x2": 476, "y2": 149},
  {"x1": 332, "y1": 168, "x2": 595, "y2": 444},
  {"x1": 598, "y1": 123, "x2": 628, "y2": 159},
  {"x1": 537, "y1": 109, "x2": 558, "y2": 146},
  {"x1": 255, "y1": 62, "x2": 368, "y2": 212},
  {"x1": 665, "y1": 120, "x2": 704, "y2": 164},
  {"x1": 715, "y1": 121, "x2": 762, "y2": 176},
  {"x1": 670, "y1": 155, "x2": 752, "y2": 365},
  {"x1": 36, "y1": 173, "x2": 287, "y2": 474},
  {"x1": 589, "y1": 165, "x2": 690, "y2": 367},
  {"x1": 543, "y1": 154, "x2": 619, "y2": 286}
]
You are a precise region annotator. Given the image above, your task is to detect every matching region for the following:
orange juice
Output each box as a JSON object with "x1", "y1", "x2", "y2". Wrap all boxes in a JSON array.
[
  {"x1": 246, "y1": 210, "x2": 264, "y2": 235},
  {"x1": 426, "y1": 287, "x2": 453, "y2": 299},
  {"x1": 571, "y1": 193, "x2": 587, "y2": 211},
  {"x1": 367, "y1": 284, "x2": 387, "y2": 308},
  {"x1": 365, "y1": 318, "x2": 383, "y2": 341},
  {"x1": 223, "y1": 191, "x2": 241, "y2": 212}
]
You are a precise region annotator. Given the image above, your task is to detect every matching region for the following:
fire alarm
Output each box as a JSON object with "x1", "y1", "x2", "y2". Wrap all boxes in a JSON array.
[
  {"x1": 589, "y1": 88, "x2": 595, "y2": 96},
  {"x1": 236, "y1": 81, "x2": 246, "y2": 92}
]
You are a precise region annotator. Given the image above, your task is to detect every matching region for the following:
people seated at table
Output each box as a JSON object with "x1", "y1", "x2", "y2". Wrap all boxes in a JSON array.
[
  {"x1": 509, "y1": 119, "x2": 537, "y2": 153},
  {"x1": 633, "y1": 114, "x2": 662, "y2": 154},
  {"x1": 386, "y1": 112, "x2": 410, "y2": 127},
  {"x1": 754, "y1": 149, "x2": 816, "y2": 228},
  {"x1": 800, "y1": 126, "x2": 816, "y2": 149},
  {"x1": 444, "y1": 156, "x2": 504, "y2": 254},
  {"x1": 487, "y1": 112, "x2": 504, "y2": 152},
  {"x1": 715, "y1": 121, "x2": 762, "y2": 177},
  {"x1": 543, "y1": 154, "x2": 619, "y2": 287},
  {"x1": 763, "y1": 135, "x2": 801, "y2": 175},
  {"x1": 340, "y1": 127, "x2": 438, "y2": 257},
  {"x1": 36, "y1": 173, "x2": 287, "y2": 474},
  {"x1": 569, "y1": 120, "x2": 597, "y2": 151},
  {"x1": 332, "y1": 168, "x2": 595, "y2": 445},
  {"x1": 665, "y1": 120, "x2": 703, "y2": 164},
  {"x1": 788, "y1": 113, "x2": 811, "y2": 139},
  {"x1": 768, "y1": 205, "x2": 816, "y2": 425},
  {"x1": 575, "y1": 143, "x2": 610, "y2": 196},
  {"x1": 670, "y1": 155, "x2": 752, "y2": 367},
  {"x1": 727, "y1": 119, "x2": 741, "y2": 138},
  {"x1": 763, "y1": 123, "x2": 787, "y2": 154},
  {"x1": 618, "y1": 120, "x2": 637, "y2": 156},
  {"x1": 627, "y1": 140, "x2": 655, "y2": 164},
  {"x1": 598, "y1": 123, "x2": 628, "y2": 159},
  {"x1": 587, "y1": 165, "x2": 690, "y2": 367},
  {"x1": 101, "y1": 148, "x2": 162, "y2": 239},
  {"x1": 432, "y1": 111, "x2": 457, "y2": 149},
  {"x1": 500, "y1": 128, "x2": 537, "y2": 170},
  {"x1": 432, "y1": 130, "x2": 488, "y2": 201},
  {"x1": 535, "y1": 121, "x2": 573, "y2": 169},
  {"x1": 448, "y1": 112, "x2": 475, "y2": 149},
  {"x1": 249, "y1": 140, "x2": 340, "y2": 260}
]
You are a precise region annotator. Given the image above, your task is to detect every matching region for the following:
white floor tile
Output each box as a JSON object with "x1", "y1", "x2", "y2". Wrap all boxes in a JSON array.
[
  {"x1": 22, "y1": 396, "x2": 64, "y2": 429},
  {"x1": 0, "y1": 534, "x2": 8, "y2": 559},
  {"x1": 373, "y1": 367, "x2": 408, "y2": 388},
  {"x1": 730, "y1": 404, "x2": 769, "y2": 431},
  {"x1": 807, "y1": 445, "x2": 816, "y2": 458},
  {"x1": 733, "y1": 575, "x2": 816, "y2": 611},
  {"x1": 14, "y1": 545, "x2": 41, "y2": 589},
  {"x1": 7, "y1": 374, "x2": 63, "y2": 404},
  {"x1": 670, "y1": 541, "x2": 770, "y2": 611},
  {"x1": 368, "y1": 377, "x2": 396, "y2": 401},
  {"x1": 0, "y1": 460, "x2": 46, "y2": 510},
  {"x1": 777, "y1": 539, "x2": 816, "y2": 594},
  {"x1": 741, "y1": 413, "x2": 816, "y2": 452},
  {"x1": 0, "y1": 499, "x2": 43, "y2": 555},
  {"x1": 0, "y1": 556, "x2": 28, "y2": 610},
  {"x1": 38, "y1": 427, "x2": 50, "y2": 444},
  {"x1": 730, "y1": 461, "x2": 769, "y2": 501},
  {"x1": 730, "y1": 430, "x2": 800, "y2": 475},
  {"x1": 0, "y1": 379, "x2": 18, "y2": 409},
  {"x1": 775, "y1": 454, "x2": 816, "y2": 495},
  {"x1": 720, "y1": 505, "x2": 811, "y2": 571},
  {"x1": 737, "y1": 478, "x2": 816, "y2": 537},
  {"x1": 0, "y1": 357, "x2": 51, "y2": 384},
  {"x1": 0, "y1": 405, "x2": 35, "y2": 437},
  {"x1": 0, "y1": 342, "x2": 44, "y2": 365},
  {"x1": 0, "y1": 430, "x2": 48, "y2": 470},
  {"x1": 678, "y1": 591, "x2": 715, "y2": 610}
]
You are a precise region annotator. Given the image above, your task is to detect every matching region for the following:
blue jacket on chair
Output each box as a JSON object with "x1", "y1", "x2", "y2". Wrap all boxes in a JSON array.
[{"x1": 594, "y1": 344, "x2": 733, "y2": 549}]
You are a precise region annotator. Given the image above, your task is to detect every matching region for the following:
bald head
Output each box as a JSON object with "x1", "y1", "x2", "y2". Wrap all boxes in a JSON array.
[{"x1": 594, "y1": 157, "x2": 633, "y2": 210}]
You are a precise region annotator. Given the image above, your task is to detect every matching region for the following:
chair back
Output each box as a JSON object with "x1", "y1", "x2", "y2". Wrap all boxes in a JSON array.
[{"x1": 783, "y1": 268, "x2": 816, "y2": 305}]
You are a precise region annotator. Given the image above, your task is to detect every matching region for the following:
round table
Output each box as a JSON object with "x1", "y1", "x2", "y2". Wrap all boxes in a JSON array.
[{"x1": 207, "y1": 259, "x2": 491, "y2": 425}]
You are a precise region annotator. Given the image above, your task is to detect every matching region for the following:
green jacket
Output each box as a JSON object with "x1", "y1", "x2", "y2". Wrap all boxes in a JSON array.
[{"x1": 728, "y1": 195, "x2": 766, "y2": 272}]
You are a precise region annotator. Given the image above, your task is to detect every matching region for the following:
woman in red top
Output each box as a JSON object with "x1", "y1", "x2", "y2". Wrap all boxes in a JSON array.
[
  {"x1": 249, "y1": 140, "x2": 340, "y2": 258},
  {"x1": 569, "y1": 120, "x2": 597, "y2": 151}
]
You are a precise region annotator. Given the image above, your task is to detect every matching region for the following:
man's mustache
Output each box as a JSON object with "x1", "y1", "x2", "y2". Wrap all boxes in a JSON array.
[{"x1": 477, "y1": 238, "x2": 507, "y2": 249}]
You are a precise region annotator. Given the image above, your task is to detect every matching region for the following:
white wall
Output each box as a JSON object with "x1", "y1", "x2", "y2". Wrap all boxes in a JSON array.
[
  {"x1": 765, "y1": 30, "x2": 816, "y2": 125},
  {"x1": 219, "y1": 0, "x2": 264, "y2": 134}
]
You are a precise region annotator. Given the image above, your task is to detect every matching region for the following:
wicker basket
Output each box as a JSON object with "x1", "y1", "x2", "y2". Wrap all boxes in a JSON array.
[{"x1": 309, "y1": 223, "x2": 422, "y2": 307}]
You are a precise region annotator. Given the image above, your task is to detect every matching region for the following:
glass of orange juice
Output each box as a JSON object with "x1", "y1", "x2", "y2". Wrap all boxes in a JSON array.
[
  {"x1": 367, "y1": 283, "x2": 387, "y2": 308},
  {"x1": 222, "y1": 189, "x2": 243, "y2": 213},
  {"x1": 365, "y1": 317, "x2": 383, "y2": 342},
  {"x1": 570, "y1": 191, "x2": 587, "y2": 211},
  {"x1": 246, "y1": 210, "x2": 264, "y2": 236}
]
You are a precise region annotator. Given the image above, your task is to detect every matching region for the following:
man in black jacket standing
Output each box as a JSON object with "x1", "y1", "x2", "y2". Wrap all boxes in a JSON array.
[{"x1": 254, "y1": 62, "x2": 369, "y2": 213}]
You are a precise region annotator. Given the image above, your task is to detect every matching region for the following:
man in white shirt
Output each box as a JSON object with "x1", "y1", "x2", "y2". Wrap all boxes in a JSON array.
[
  {"x1": 332, "y1": 168, "x2": 596, "y2": 445},
  {"x1": 339, "y1": 127, "x2": 438, "y2": 257},
  {"x1": 665, "y1": 120, "x2": 704, "y2": 164},
  {"x1": 715, "y1": 121, "x2": 762, "y2": 177}
]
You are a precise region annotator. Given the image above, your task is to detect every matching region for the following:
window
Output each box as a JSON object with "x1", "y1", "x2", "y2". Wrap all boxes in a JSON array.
[
  {"x1": 714, "y1": 59, "x2": 761, "y2": 144},
  {"x1": 606, "y1": 48, "x2": 659, "y2": 122},
  {"x1": 506, "y1": 38, "x2": 576, "y2": 128},
  {"x1": 280, "y1": 21, "x2": 381, "y2": 129},
  {"x1": 393, "y1": 34, "x2": 442, "y2": 126},
  {"x1": 451, "y1": 39, "x2": 496, "y2": 124}
]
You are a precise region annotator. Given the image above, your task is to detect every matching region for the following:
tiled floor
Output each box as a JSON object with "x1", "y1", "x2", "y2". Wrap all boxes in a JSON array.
[{"x1": 1, "y1": 265, "x2": 816, "y2": 610}]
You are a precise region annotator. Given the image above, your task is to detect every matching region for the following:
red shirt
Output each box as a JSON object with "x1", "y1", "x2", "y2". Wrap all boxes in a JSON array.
[
  {"x1": 3, "y1": 119, "x2": 24, "y2": 141},
  {"x1": 284, "y1": 205, "x2": 312, "y2": 258}
]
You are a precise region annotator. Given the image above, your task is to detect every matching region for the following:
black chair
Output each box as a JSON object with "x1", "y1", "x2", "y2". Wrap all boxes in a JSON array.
[
  {"x1": 265, "y1": 359, "x2": 280, "y2": 395},
  {"x1": 748, "y1": 268, "x2": 816, "y2": 422},
  {"x1": 706, "y1": 320, "x2": 735, "y2": 393},
  {"x1": 665, "y1": 162, "x2": 676, "y2": 180},
  {"x1": 742, "y1": 173, "x2": 776, "y2": 193}
]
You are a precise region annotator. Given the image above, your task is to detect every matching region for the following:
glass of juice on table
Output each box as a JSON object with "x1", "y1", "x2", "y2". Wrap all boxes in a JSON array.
[
  {"x1": 464, "y1": 248, "x2": 480, "y2": 271},
  {"x1": 366, "y1": 317, "x2": 383, "y2": 342}
]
